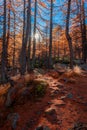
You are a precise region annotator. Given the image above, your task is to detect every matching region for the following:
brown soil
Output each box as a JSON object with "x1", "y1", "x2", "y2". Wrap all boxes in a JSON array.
[{"x1": 0, "y1": 71, "x2": 87, "y2": 130}]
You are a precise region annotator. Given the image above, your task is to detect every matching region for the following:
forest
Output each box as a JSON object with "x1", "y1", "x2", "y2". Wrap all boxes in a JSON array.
[{"x1": 0, "y1": 0, "x2": 87, "y2": 130}]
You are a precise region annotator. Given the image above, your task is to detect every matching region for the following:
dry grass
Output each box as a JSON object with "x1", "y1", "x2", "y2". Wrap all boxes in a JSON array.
[
  {"x1": 11, "y1": 74, "x2": 21, "y2": 81},
  {"x1": 64, "y1": 66, "x2": 82, "y2": 78},
  {"x1": 0, "y1": 83, "x2": 10, "y2": 96}
]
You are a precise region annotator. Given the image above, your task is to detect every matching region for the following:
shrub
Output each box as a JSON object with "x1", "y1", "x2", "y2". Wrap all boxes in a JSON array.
[{"x1": 31, "y1": 80, "x2": 48, "y2": 98}]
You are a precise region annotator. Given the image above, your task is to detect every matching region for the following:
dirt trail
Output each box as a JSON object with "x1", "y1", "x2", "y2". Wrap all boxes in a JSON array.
[{"x1": 0, "y1": 72, "x2": 87, "y2": 130}]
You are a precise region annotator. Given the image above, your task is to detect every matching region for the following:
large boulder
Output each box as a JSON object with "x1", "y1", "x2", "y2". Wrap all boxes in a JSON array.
[
  {"x1": 35, "y1": 125, "x2": 51, "y2": 130},
  {"x1": 80, "y1": 64, "x2": 87, "y2": 71},
  {"x1": 7, "y1": 113, "x2": 20, "y2": 129}
]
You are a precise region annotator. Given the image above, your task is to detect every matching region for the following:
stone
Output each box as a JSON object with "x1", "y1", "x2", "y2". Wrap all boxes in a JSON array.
[
  {"x1": 35, "y1": 125, "x2": 51, "y2": 130},
  {"x1": 51, "y1": 99, "x2": 65, "y2": 106},
  {"x1": 43, "y1": 126, "x2": 51, "y2": 130},
  {"x1": 69, "y1": 122, "x2": 87, "y2": 130},
  {"x1": 57, "y1": 83, "x2": 64, "y2": 89},
  {"x1": 45, "y1": 107, "x2": 58, "y2": 124},
  {"x1": 67, "y1": 93, "x2": 73, "y2": 99},
  {"x1": 62, "y1": 78, "x2": 69, "y2": 83},
  {"x1": 7, "y1": 113, "x2": 19, "y2": 129},
  {"x1": 60, "y1": 96, "x2": 67, "y2": 100},
  {"x1": 47, "y1": 101, "x2": 52, "y2": 105},
  {"x1": 35, "y1": 125, "x2": 43, "y2": 130},
  {"x1": 5, "y1": 87, "x2": 16, "y2": 107},
  {"x1": 45, "y1": 107, "x2": 56, "y2": 115},
  {"x1": 80, "y1": 64, "x2": 87, "y2": 71}
]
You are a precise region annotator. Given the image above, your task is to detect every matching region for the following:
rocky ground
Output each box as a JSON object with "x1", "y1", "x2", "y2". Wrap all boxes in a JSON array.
[{"x1": 0, "y1": 68, "x2": 87, "y2": 130}]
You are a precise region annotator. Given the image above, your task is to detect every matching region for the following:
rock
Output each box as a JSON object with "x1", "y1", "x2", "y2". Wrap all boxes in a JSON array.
[
  {"x1": 62, "y1": 78, "x2": 69, "y2": 83},
  {"x1": 47, "y1": 101, "x2": 52, "y2": 105},
  {"x1": 45, "y1": 107, "x2": 56, "y2": 115},
  {"x1": 60, "y1": 96, "x2": 67, "y2": 100},
  {"x1": 57, "y1": 70, "x2": 66, "y2": 75},
  {"x1": 68, "y1": 78, "x2": 76, "y2": 83},
  {"x1": 35, "y1": 125, "x2": 43, "y2": 130},
  {"x1": 67, "y1": 93, "x2": 73, "y2": 99},
  {"x1": 7, "y1": 113, "x2": 19, "y2": 129},
  {"x1": 35, "y1": 125, "x2": 51, "y2": 130},
  {"x1": 43, "y1": 126, "x2": 51, "y2": 130},
  {"x1": 21, "y1": 87, "x2": 29, "y2": 96},
  {"x1": 52, "y1": 89, "x2": 59, "y2": 95},
  {"x1": 80, "y1": 64, "x2": 87, "y2": 71},
  {"x1": 33, "y1": 69, "x2": 45, "y2": 76},
  {"x1": 57, "y1": 120, "x2": 62, "y2": 125},
  {"x1": 5, "y1": 87, "x2": 16, "y2": 107},
  {"x1": 25, "y1": 119, "x2": 35, "y2": 128},
  {"x1": 73, "y1": 59, "x2": 82, "y2": 65},
  {"x1": 57, "y1": 83, "x2": 64, "y2": 89},
  {"x1": 53, "y1": 63, "x2": 67, "y2": 70},
  {"x1": 51, "y1": 99, "x2": 65, "y2": 106},
  {"x1": 45, "y1": 107, "x2": 57, "y2": 124},
  {"x1": 69, "y1": 122, "x2": 87, "y2": 130},
  {"x1": 50, "y1": 86, "x2": 60, "y2": 94}
]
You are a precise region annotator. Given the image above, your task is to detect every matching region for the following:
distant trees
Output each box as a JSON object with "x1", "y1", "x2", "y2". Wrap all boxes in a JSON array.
[{"x1": 0, "y1": 0, "x2": 87, "y2": 84}]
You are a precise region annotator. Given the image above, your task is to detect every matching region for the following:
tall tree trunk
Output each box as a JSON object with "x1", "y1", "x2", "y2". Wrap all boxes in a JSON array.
[
  {"x1": 6, "y1": 0, "x2": 11, "y2": 68},
  {"x1": 66, "y1": 0, "x2": 74, "y2": 69},
  {"x1": 20, "y1": 0, "x2": 26, "y2": 75},
  {"x1": 32, "y1": 0, "x2": 37, "y2": 69},
  {"x1": 77, "y1": 0, "x2": 87, "y2": 63},
  {"x1": 13, "y1": 12, "x2": 16, "y2": 68},
  {"x1": 27, "y1": 0, "x2": 31, "y2": 72},
  {"x1": 1, "y1": 0, "x2": 7, "y2": 83},
  {"x1": 81, "y1": 0, "x2": 87, "y2": 63},
  {"x1": 49, "y1": 0, "x2": 53, "y2": 68},
  {"x1": 46, "y1": 25, "x2": 48, "y2": 67}
]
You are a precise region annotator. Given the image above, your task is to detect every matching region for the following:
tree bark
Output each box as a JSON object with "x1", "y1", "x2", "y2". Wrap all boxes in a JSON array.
[
  {"x1": 27, "y1": 0, "x2": 31, "y2": 72},
  {"x1": 1, "y1": 0, "x2": 7, "y2": 83},
  {"x1": 32, "y1": 0, "x2": 37, "y2": 69},
  {"x1": 20, "y1": 0, "x2": 26, "y2": 75},
  {"x1": 49, "y1": 0, "x2": 53, "y2": 68},
  {"x1": 66, "y1": 0, "x2": 74, "y2": 69}
]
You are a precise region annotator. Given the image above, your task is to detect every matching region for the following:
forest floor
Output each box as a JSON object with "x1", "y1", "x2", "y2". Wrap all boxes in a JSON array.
[{"x1": 0, "y1": 68, "x2": 87, "y2": 130}]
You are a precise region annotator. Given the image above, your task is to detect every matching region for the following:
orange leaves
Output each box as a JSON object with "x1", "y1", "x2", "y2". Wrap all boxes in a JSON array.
[{"x1": 38, "y1": 1, "x2": 46, "y2": 8}]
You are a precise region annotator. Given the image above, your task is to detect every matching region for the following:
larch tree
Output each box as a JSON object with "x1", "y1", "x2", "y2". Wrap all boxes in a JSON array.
[
  {"x1": 32, "y1": 0, "x2": 37, "y2": 69},
  {"x1": 1, "y1": 0, "x2": 7, "y2": 83},
  {"x1": 65, "y1": 0, "x2": 74, "y2": 69},
  {"x1": 20, "y1": 0, "x2": 26, "y2": 75},
  {"x1": 49, "y1": 0, "x2": 53, "y2": 68}
]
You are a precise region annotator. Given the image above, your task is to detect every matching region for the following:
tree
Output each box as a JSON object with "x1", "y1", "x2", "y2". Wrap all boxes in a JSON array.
[
  {"x1": 49, "y1": 0, "x2": 53, "y2": 68},
  {"x1": 20, "y1": 0, "x2": 26, "y2": 75},
  {"x1": 1, "y1": 0, "x2": 7, "y2": 83},
  {"x1": 80, "y1": 0, "x2": 87, "y2": 63},
  {"x1": 65, "y1": 0, "x2": 74, "y2": 69},
  {"x1": 32, "y1": 0, "x2": 37, "y2": 69},
  {"x1": 27, "y1": 0, "x2": 31, "y2": 72}
]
